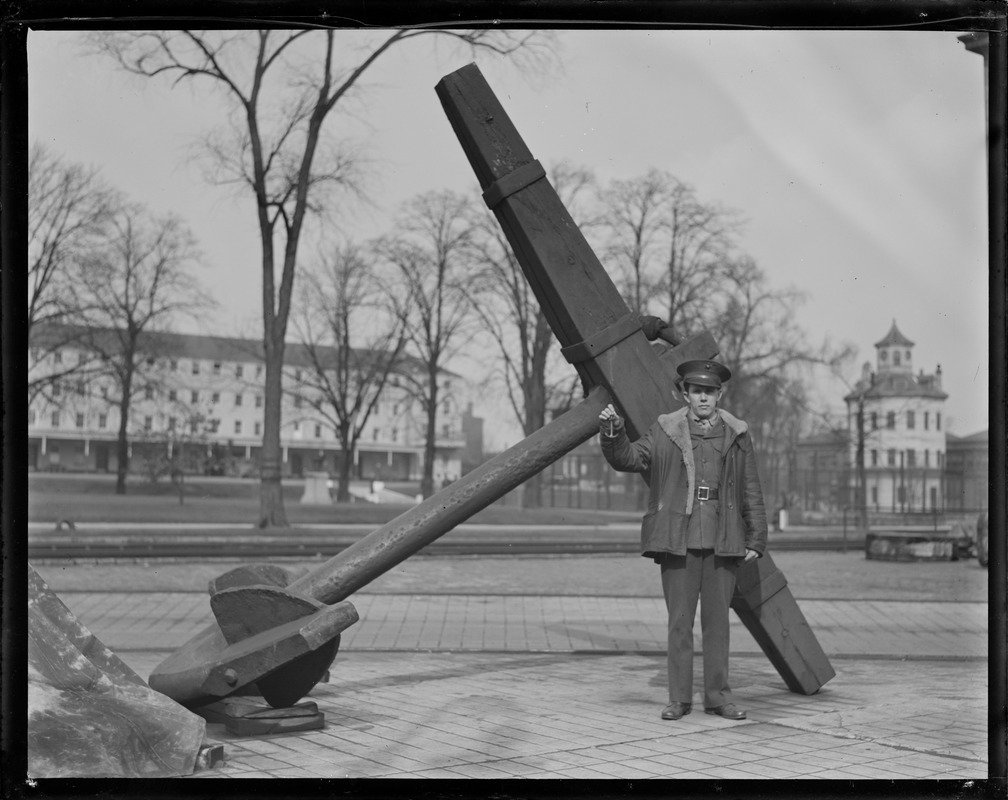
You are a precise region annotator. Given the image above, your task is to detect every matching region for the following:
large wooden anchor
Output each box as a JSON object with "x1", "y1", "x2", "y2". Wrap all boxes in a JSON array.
[{"x1": 149, "y1": 63, "x2": 832, "y2": 711}]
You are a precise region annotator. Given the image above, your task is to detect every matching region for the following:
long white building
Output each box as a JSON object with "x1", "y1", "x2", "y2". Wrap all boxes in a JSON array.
[{"x1": 28, "y1": 325, "x2": 473, "y2": 484}]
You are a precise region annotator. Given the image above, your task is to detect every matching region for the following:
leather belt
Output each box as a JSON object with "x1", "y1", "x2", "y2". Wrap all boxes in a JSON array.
[{"x1": 696, "y1": 486, "x2": 719, "y2": 501}]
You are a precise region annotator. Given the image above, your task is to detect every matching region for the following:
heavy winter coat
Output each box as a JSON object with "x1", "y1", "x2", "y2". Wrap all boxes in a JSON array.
[{"x1": 602, "y1": 406, "x2": 768, "y2": 561}]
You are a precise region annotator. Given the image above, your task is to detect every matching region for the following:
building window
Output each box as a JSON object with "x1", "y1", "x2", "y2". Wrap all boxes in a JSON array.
[
  {"x1": 391, "y1": 428, "x2": 398, "y2": 442},
  {"x1": 235, "y1": 393, "x2": 243, "y2": 407},
  {"x1": 886, "y1": 412, "x2": 895, "y2": 429},
  {"x1": 53, "y1": 383, "x2": 61, "y2": 398},
  {"x1": 255, "y1": 365, "x2": 263, "y2": 379},
  {"x1": 870, "y1": 412, "x2": 878, "y2": 430},
  {"x1": 75, "y1": 413, "x2": 84, "y2": 428},
  {"x1": 295, "y1": 369, "x2": 302, "y2": 381},
  {"x1": 887, "y1": 449, "x2": 896, "y2": 466},
  {"x1": 235, "y1": 420, "x2": 242, "y2": 435},
  {"x1": 236, "y1": 364, "x2": 244, "y2": 378},
  {"x1": 907, "y1": 450, "x2": 916, "y2": 467},
  {"x1": 53, "y1": 350, "x2": 62, "y2": 364},
  {"x1": 314, "y1": 424, "x2": 322, "y2": 438},
  {"x1": 255, "y1": 394, "x2": 263, "y2": 408},
  {"x1": 190, "y1": 419, "x2": 199, "y2": 434},
  {"x1": 894, "y1": 351, "x2": 901, "y2": 366},
  {"x1": 212, "y1": 392, "x2": 220, "y2": 404},
  {"x1": 169, "y1": 389, "x2": 177, "y2": 401},
  {"x1": 77, "y1": 381, "x2": 86, "y2": 396},
  {"x1": 871, "y1": 487, "x2": 878, "y2": 505},
  {"x1": 924, "y1": 450, "x2": 930, "y2": 467},
  {"x1": 209, "y1": 419, "x2": 219, "y2": 434},
  {"x1": 293, "y1": 422, "x2": 300, "y2": 434},
  {"x1": 254, "y1": 422, "x2": 261, "y2": 436},
  {"x1": 170, "y1": 359, "x2": 178, "y2": 372},
  {"x1": 907, "y1": 411, "x2": 915, "y2": 429},
  {"x1": 936, "y1": 412, "x2": 941, "y2": 431},
  {"x1": 144, "y1": 416, "x2": 153, "y2": 432},
  {"x1": 145, "y1": 385, "x2": 154, "y2": 400},
  {"x1": 372, "y1": 428, "x2": 380, "y2": 441},
  {"x1": 294, "y1": 395, "x2": 303, "y2": 409},
  {"x1": 191, "y1": 390, "x2": 199, "y2": 403},
  {"x1": 870, "y1": 450, "x2": 878, "y2": 466},
  {"x1": 924, "y1": 411, "x2": 929, "y2": 430},
  {"x1": 51, "y1": 411, "x2": 60, "y2": 427},
  {"x1": 98, "y1": 414, "x2": 107, "y2": 429},
  {"x1": 213, "y1": 362, "x2": 222, "y2": 375},
  {"x1": 168, "y1": 417, "x2": 176, "y2": 431},
  {"x1": 192, "y1": 361, "x2": 200, "y2": 375},
  {"x1": 29, "y1": 409, "x2": 35, "y2": 426}
]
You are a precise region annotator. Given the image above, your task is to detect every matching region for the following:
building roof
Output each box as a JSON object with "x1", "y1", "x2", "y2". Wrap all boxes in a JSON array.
[
  {"x1": 795, "y1": 430, "x2": 849, "y2": 449},
  {"x1": 874, "y1": 320, "x2": 914, "y2": 348},
  {"x1": 30, "y1": 324, "x2": 457, "y2": 379},
  {"x1": 946, "y1": 430, "x2": 989, "y2": 444},
  {"x1": 843, "y1": 369, "x2": 947, "y2": 402}
]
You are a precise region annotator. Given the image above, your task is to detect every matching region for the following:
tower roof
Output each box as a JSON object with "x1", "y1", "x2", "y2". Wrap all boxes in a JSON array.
[{"x1": 875, "y1": 320, "x2": 914, "y2": 348}]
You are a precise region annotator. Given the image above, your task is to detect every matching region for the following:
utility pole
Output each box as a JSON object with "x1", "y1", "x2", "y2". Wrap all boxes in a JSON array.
[
  {"x1": 854, "y1": 392, "x2": 868, "y2": 530},
  {"x1": 903, "y1": 449, "x2": 911, "y2": 511}
]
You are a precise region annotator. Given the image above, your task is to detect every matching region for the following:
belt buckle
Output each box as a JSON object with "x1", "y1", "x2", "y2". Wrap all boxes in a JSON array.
[{"x1": 697, "y1": 486, "x2": 710, "y2": 501}]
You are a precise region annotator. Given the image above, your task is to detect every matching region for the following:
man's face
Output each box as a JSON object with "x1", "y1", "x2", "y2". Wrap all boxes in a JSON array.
[{"x1": 685, "y1": 383, "x2": 722, "y2": 420}]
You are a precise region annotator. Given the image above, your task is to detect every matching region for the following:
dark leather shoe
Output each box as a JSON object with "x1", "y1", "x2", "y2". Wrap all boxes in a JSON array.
[
  {"x1": 705, "y1": 703, "x2": 746, "y2": 720},
  {"x1": 660, "y1": 702, "x2": 692, "y2": 720}
]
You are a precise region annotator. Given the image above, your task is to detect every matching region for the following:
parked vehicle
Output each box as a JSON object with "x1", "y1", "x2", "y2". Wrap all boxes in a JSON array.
[{"x1": 976, "y1": 511, "x2": 989, "y2": 568}]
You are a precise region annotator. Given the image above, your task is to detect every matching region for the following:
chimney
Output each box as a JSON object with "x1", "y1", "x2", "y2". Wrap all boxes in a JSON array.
[{"x1": 934, "y1": 364, "x2": 942, "y2": 389}]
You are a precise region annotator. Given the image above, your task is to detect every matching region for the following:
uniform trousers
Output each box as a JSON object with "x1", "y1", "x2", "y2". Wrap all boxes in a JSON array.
[{"x1": 660, "y1": 549, "x2": 739, "y2": 709}]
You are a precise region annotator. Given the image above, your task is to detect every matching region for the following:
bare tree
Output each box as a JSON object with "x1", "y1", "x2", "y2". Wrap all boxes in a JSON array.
[
  {"x1": 600, "y1": 170, "x2": 668, "y2": 315},
  {"x1": 292, "y1": 240, "x2": 407, "y2": 501},
  {"x1": 67, "y1": 202, "x2": 209, "y2": 494},
  {"x1": 28, "y1": 143, "x2": 115, "y2": 402},
  {"x1": 378, "y1": 190, "x2": 478, "y2": 498},
  {"x1": 710, "y1": 256, "x2": 855, "y2": 499},
  {"x1": 468, "y1": 161, "x2": 596, "y2": 506},
  {"x1": 601, "y1": 169, "x2": 741, "y2": 336},
  {"x1": 92, "y1": 29, "x2": 553, "y2": 527}
]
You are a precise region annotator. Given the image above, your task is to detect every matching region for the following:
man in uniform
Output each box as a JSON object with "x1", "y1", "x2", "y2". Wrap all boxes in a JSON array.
[{"x1": 599, "y1": 359, "x2": 768, "y2": 721}]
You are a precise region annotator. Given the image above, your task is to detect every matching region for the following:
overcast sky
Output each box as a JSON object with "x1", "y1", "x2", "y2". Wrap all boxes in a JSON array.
[{"x1": 27, "y1": 29, "x2": 989, "y2": 447}]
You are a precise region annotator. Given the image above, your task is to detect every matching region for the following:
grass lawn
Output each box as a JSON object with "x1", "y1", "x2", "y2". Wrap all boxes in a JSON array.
[{"x1": 26, "y1": 473, "x2": 637, "y2": 526}]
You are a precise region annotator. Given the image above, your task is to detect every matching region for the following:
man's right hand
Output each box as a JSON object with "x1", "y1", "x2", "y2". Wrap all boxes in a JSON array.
[{"x1": 599, "y1": 403, "x2": 624, "y2": 437}]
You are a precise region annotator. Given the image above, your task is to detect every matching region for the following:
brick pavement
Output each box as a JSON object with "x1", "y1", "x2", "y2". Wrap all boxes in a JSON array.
[
  {"x1": 40, "y1": 586, "x2": 991, "y2": 780},
  {"x1": 55, "y1": 590, "x2": 988, "y2": 660},
  {"x1": 30, "y1": 546, "x2": 995, "y2": 782},
  {"x1": 112, "y1": 649, "x2": 986, "y2": 780}
]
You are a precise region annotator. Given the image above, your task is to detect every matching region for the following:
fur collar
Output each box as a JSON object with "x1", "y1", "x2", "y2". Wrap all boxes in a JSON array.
[{"x1": 655, "y1": 407, "x2": 747, "y2": 516}]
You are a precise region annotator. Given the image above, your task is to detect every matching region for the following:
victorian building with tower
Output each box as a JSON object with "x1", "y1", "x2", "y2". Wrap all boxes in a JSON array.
[{"x1": 843, "y1": 320, "x2": 948, "y2": 513}]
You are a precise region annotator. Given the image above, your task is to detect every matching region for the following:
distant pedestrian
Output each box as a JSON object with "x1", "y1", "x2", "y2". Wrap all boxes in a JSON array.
[{"x1": 599, "y1": 359, "x2": 768, "y2": 721}]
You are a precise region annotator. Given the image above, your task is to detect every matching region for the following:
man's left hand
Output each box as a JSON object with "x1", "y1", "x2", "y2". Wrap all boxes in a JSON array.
[{"x1": 744, "y1": 549, "x2": 759, "y2": 562}]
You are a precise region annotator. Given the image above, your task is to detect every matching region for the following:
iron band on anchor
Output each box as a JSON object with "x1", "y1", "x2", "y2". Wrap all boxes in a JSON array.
[
  {"x1": 482, "y1": 160, "x2": 547, "y2": 209},
  {"x1": 561, "y1": 314, "x2": 643, "y2": 365}
]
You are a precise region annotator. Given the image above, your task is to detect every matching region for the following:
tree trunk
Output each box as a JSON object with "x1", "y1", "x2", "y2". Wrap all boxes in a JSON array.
[
  {"x1": 521, "y1": 379, "x2": 547, "y2": 508},
  {"x1": 115, "y1": 372, "x2": 132, "y2": 495},
  {"x1": 258, "y1": 334, "x2": 289, "y2": 527},
  {"x1": 337, "y1": 437, "x2": 353, "y2": 503},
  {"x1": 421, "y1": 376, "x2": 438, "y2": 499}
]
